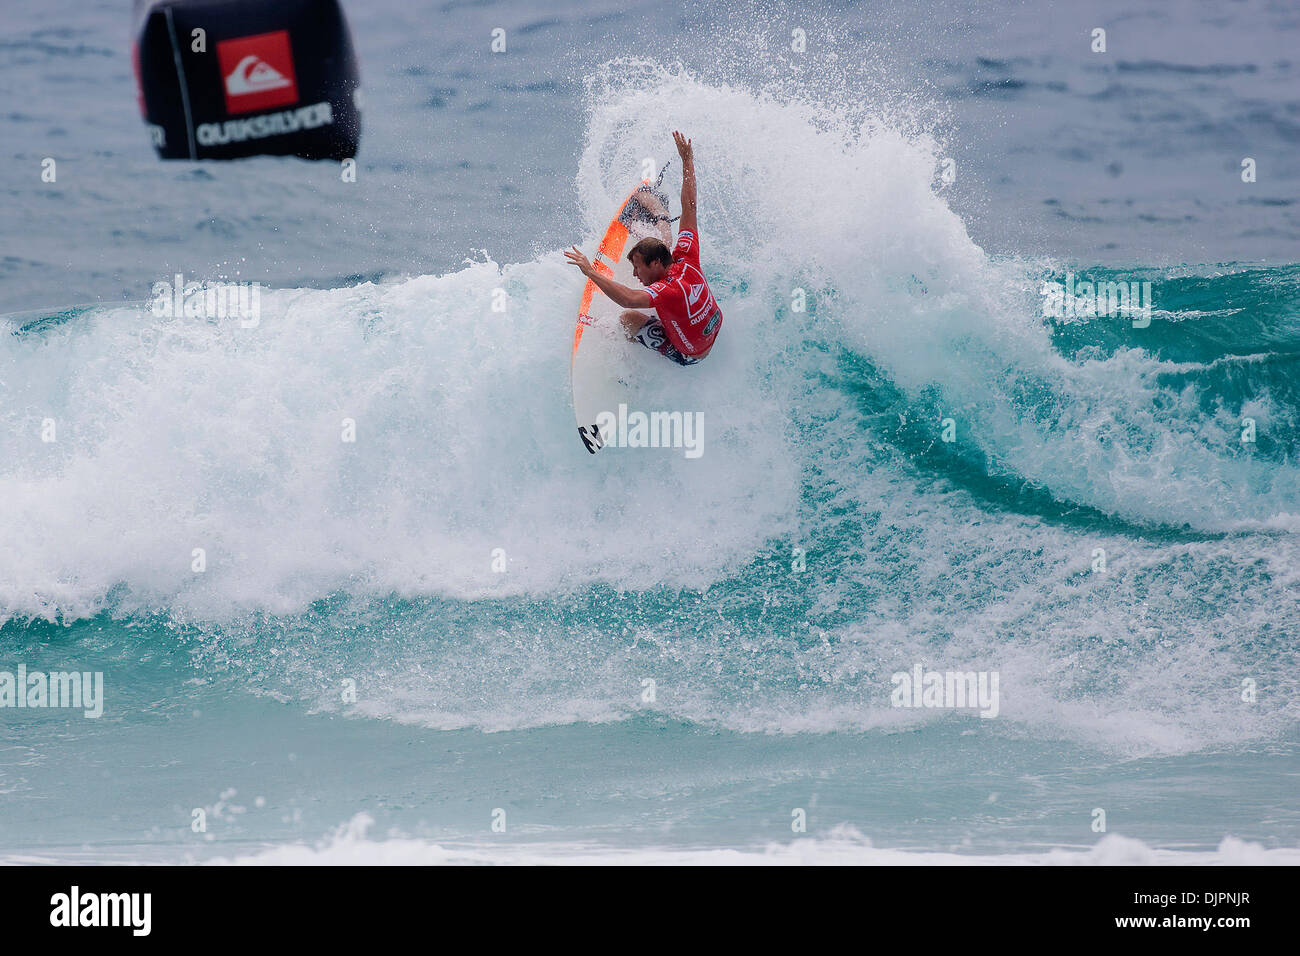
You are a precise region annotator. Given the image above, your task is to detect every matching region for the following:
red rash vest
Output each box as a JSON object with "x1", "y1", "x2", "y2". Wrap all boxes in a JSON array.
[{"x1": 645, "y1": 230, "x2": 722, "y2": 357}]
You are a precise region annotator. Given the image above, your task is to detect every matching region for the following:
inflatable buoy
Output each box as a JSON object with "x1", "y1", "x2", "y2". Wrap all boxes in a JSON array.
[{"x1": 132, "y1": 0, "x2": 361, "y2": 161}]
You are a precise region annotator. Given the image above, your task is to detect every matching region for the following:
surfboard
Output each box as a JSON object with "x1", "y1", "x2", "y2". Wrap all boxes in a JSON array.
[{"x1": 571, "y1": 181, "x2": 673, "y2": 454}]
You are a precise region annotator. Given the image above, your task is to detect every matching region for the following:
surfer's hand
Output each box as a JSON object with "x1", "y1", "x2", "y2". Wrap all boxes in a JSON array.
[
  {"x1": 564, "y1": 246, "x2": 593, "y2": 276},
  {"x1": 673, "y1": 130, "x2": 692, "y2": 162}
]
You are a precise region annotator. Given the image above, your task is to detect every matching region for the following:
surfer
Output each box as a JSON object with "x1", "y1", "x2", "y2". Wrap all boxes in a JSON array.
[{"x1": 564, "y1": 131, "x2": 722, "y2": 366}]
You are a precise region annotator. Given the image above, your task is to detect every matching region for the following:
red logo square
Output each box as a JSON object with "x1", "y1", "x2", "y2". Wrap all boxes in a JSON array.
[{"x1": 216, "y1": 30, "x2": 299, "y2": 115}]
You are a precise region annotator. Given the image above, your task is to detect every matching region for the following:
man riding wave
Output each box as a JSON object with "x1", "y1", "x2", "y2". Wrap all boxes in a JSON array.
[{"x1": 565, "y1": 131, "x2": 722, "y2": 366}]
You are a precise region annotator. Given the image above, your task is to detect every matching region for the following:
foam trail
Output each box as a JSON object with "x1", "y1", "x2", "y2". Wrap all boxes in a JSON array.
[{"x1": 196, "y1": 814, "x2": 1300, "y2": 866}]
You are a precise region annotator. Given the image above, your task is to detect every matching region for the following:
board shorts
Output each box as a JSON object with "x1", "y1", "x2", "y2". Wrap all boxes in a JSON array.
[{"x1": 634, "y1": 315, "x2": 715, "y2": 366}]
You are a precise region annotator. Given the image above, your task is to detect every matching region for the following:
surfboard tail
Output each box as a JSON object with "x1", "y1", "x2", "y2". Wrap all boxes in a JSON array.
[{"x1": 578, "y1": 422, "x2": 605, "y2": 455}]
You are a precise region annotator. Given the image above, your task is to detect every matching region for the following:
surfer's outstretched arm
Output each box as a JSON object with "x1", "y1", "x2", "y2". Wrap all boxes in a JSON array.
[
  {"x1": 674, "y1": 131, "x2": 697, "y2": 236},
  {"x1": 563, "y1": 247, "x2": 652, "y2": 308}
]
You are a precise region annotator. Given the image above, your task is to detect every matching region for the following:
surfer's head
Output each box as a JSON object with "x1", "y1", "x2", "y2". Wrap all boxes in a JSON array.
[{"x1": 627, "y1": 238, "x2": 672, "y2": 285}]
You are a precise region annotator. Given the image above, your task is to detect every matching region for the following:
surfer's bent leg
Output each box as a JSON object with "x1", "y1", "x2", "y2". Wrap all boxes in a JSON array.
[
  {"x1": 619, "y1": 310, "x2": 651, "y2": 339},
  {"x1": 631, "y1": 316, "x2": 700, "y2": 367}
]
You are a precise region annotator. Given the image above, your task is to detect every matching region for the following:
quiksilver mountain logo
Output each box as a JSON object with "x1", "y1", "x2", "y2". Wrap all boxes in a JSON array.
[
  {"x1": 50, "y1": 887, "x2": 150, "y2": 936},
  {"x1": 226, "y1": 55, "x2": 292, "y2": 96},
  {"x1": 216, "y1": 30, "x2": 299, "y2": 115}
]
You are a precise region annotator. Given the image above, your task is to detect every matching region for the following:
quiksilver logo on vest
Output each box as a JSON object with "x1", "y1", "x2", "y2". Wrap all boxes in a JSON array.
[{"x1": 196, "y1": 101, "x2": 333, "y2": 146}]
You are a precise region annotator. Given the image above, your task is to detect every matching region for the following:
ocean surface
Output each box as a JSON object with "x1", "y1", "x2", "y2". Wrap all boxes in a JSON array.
[{"x1": 1, "y1": 0, "x2": 1298, "y2": 864}]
